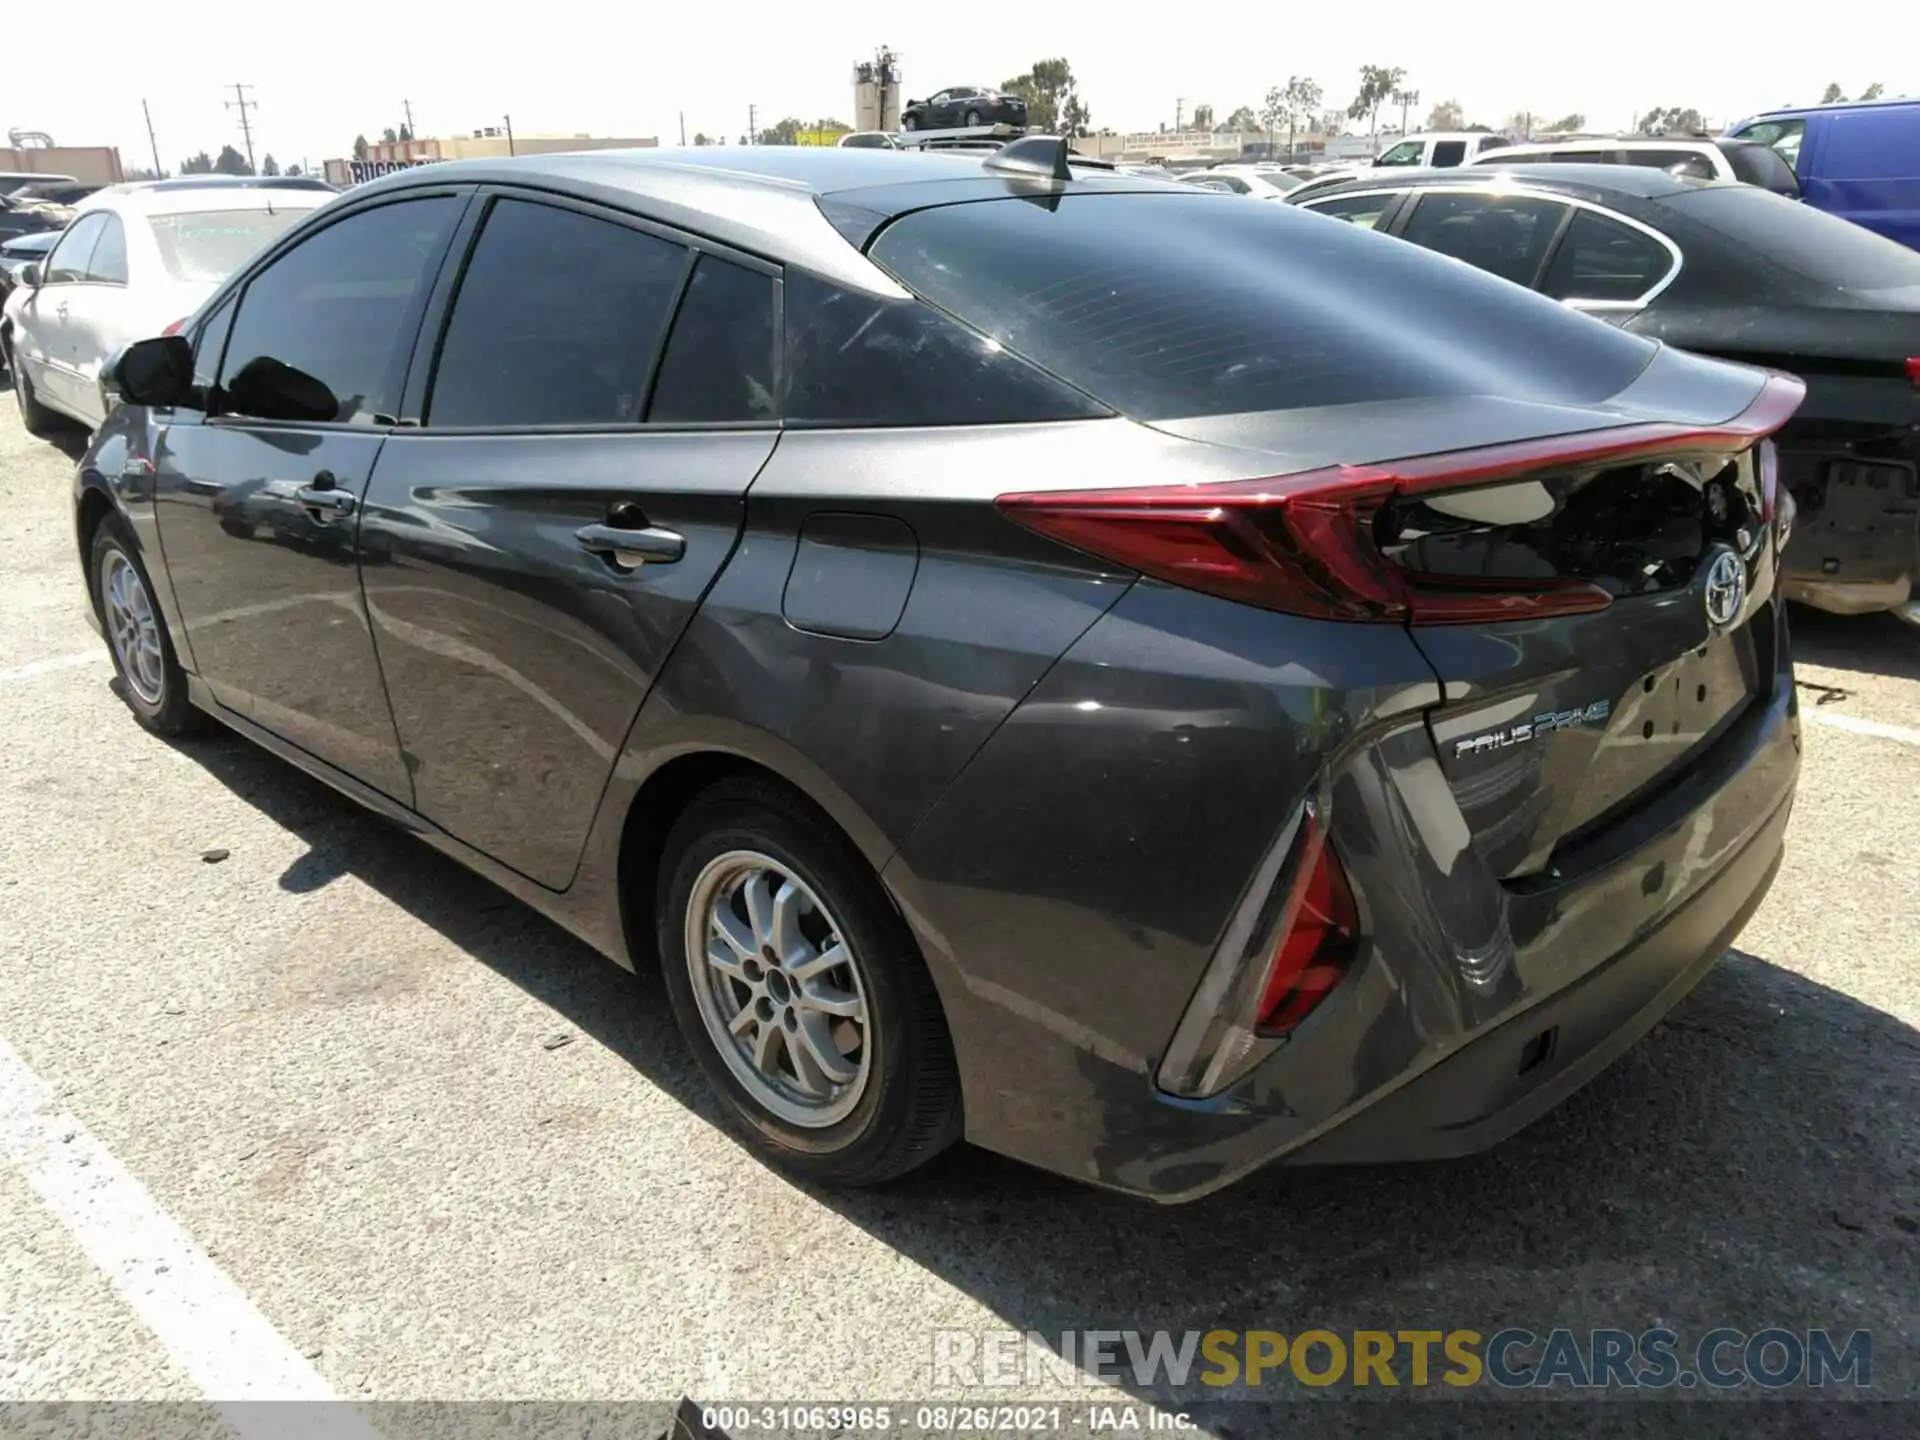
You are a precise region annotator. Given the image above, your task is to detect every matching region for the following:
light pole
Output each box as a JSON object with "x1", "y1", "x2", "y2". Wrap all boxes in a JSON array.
[{"x1": 1394, "y1": 88, "x2": 1420, "y2": 136}]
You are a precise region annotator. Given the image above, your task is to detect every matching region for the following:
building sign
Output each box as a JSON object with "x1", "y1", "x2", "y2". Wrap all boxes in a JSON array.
[{"x1": 322, "y1": 157, "x2": 439, "y2": 187}]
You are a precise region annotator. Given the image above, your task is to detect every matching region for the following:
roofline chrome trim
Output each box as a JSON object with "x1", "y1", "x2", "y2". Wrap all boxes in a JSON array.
[{"x1": 1296, "y1": 180, "x2": 1684, "y2": 310}]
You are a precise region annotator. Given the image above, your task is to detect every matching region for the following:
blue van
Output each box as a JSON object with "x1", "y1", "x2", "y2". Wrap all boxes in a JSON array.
[{"x1": 1727, "y1": 98, "x2": 1920, "y2": 249}]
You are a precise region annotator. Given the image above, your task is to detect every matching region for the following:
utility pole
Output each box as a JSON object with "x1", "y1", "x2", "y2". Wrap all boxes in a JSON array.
[
  {"x1": 141, "y1": 99, "x2": 163, "y2": 178},
  {"x1": 402, "y1": 98, "x2": 416, "y2": 139},
  {"x1": 748, "y1": 105, "x2": 758, "y2": 145},
  {"x1": 224, "y1": 83, "x2": 258, "y2": 172},
  {"x1": 1175, "y1": 97, "x2": 1184, "y2": 133},
  {"x1": 679, "y1": 111, "x2": 686, "y2": 146},
  {"x1": 503, "y1": 114, "x2": 515, "y2": 156}
]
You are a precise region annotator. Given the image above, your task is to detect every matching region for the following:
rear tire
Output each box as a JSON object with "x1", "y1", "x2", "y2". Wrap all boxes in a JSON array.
[
  {"x1": 657, "y1": 775, "x2": 962, "y2": 1187},
  {"x1": 90, "y1": 511, "x2": 203, "y2": 736},
  {"x1": 965, "y1": 109, "x2": 984, "y2": 127},
  {"x1": 901, "y1": 115, "x2": 919, "y2": 131},
  {"x1": 7, "y1": 338, "x2": 60, "y2": 436}
]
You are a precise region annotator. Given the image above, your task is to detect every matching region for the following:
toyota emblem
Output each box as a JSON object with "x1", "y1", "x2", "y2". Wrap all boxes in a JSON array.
[{"x1": 1703, "y1": 548, "x2": 1746, "y2": 631}]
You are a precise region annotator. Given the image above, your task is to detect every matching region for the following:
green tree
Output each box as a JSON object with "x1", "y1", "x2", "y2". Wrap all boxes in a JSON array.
[
  {"x1": 1347, "y1": 64, "x2": 1404, "y2": 141},
  {"x1": 1820, "y1": 82, "x2": 1845, "y2": 104},
  {"x1": 1218, "y1": 105, "x2": 1259, "y2": 134},
  {"x1": 1001, "y1": 59, "x2": 1090, "y2": 135},
  {"x1": 1260, "y1": 87, "x2": 1286, "y2": 152},
  {"x1": 1637, "y1": 105, "x2": 1705, "y2": 136},
  {"x1": 213, "y1": 145, "x2": 252, "y2": 175},
  {"x1": 179, "y1": 151, "x2": 214, "y2": 174},
  {"x1": 758, "y1": 117, "x2": 805, "y2": 145},
  {"x1": 381, "y1": 126, "x2": 399, "y2": 144},
  {"x1": 260, "y1": 154, "x2": 281, "y2": 176},
  {"x1": 352, "y1": 135, "x2": 370, "y2": 161},
  {"x1": 1426, "y1": 98, "x2": 1465, "y2": 131},
  {"x1": 693, "y1": 131, "x2": 714, "y2": 146},
  {"x1": 285, "y1": 164, "x2": 303, "y2": 176},
  {"x1": 1280, "y1": 76, "x2": 1323, "y2": 158},
  {"x1": 398, "y1": 123, "x2": 414, "y2": 141},
  {"x1": 1545, "y1": 112, "x2": 1586, "y2": 133},
  {"x1": 1861, "y1": 81, "x2": 1885, "y2": 100}
]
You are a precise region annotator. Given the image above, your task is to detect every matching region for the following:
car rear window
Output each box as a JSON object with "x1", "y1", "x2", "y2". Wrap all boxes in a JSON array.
[
  {"x1": 148, "y1": 208, "x2": 312, "y2": 283},
  {"x1": 1659, "y1": 184, "x2": 1920, "y2": 291},
  {"x1": 869, "y1": 192, "x2": 1658, "y2": 421}
]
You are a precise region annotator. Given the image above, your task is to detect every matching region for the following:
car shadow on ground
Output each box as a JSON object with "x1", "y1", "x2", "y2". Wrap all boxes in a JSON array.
[
  {"x1": 160, "y1": 719, "x2": 1918, "y2": 1430},
  {"x1": 1790, "y1": 604, "x2": 1920, "y2": 684},
  {"x1": 0, "y1": 372, "x2": 90, "y2": 460}
]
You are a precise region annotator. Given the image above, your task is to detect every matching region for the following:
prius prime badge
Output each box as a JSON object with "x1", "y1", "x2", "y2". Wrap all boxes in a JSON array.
[{"x1": 1702, "y1": 548, "x2": 1746, "y2": 632}]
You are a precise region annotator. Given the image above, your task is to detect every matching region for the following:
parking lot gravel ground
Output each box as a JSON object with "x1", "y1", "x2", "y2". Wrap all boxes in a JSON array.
[{"x1": 1, "y1": 386, "x2": 1915, "y2": 1435}]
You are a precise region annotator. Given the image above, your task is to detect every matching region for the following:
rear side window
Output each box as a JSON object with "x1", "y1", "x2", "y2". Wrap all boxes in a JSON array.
[
  {"x1": 1622, "y1": 149, "x2": 1706, "y2": 169},
  {"x1": 1476, "y1": 136, "x2": 1509, "y2": 153},
  {"x1": 1399, "y1": 192, "x2": 1569, "y2": 287},
  {"x1": 1431, "y1": 141, "x2": 1468, "y2": 167},
  {"x1": 429, "y1": 198, "x2": 688, "y2": 428},
  {"x1": 85, "y1": 215, "x2": 128, "y2": 284},
  {"x1": 871, "y1": 192, "x2": 1657, "y2": 421},
  {"x1": 781, "y1": 270, "x2": 1108, "y2": 427},
  {"x1": 1541, "y1": 211, "x2": 1674, "y2": 303},
  {"x1": 1660, "y1": 184, "x2": 1920, "y2": 290},
  {"x1": 647, "y1": 255, "x2": 776, "y2": 424}
]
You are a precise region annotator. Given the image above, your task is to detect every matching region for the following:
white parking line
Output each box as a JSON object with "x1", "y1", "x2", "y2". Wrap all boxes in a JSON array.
[
  {"x1": 1805, "y1": 709, "x2": 1920, "y2": 750},
  {"x1": 0, "y1": 1037, "x2": 384, "y2": 1438},
  {"x1": 0, "y1": 650, "x2": 104, "y2": 685}
]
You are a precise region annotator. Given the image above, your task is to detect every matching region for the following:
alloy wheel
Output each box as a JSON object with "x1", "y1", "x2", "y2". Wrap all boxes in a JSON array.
[
  {"x1": 684, "y1": 850, "x2": 872, "y2": 1128},
  {"x1": 101, "y1": 549, "x2": 165, "y2": 705}
]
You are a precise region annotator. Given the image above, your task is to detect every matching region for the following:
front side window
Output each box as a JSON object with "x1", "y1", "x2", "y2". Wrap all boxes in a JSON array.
[
  {"x1": 1305, "y1": 192, "x2": 1399, "y2": 230},
  {"x1": 1399, "y1": 191, "x2": 1569, "y2": 287},
  {"x1": 1541, "y1": 210, "x2": 1674, "y2": 303},
  {"x1": 647, "y1": 255, "x2": 775, "y2": 424},
  {"x1": 781, "y1": 270, "x2": 1108, "y2": 427},
  {"x1": 193, "y1": 298, "x2": 235, "y2": 393},
  {"x1": 428, "y1": 197, "x2": 688, "y2": 428},
  {"x1": 85, "y1": 215, "x2": 128, "y2": 284},
  {"x1": 1731, "y1": 119, "x2": 1806, "y2": 172},
  {"x1": 44, "y1": 213, "x2": 108, "y2": 285},
  {"x1": 1375, "y1": 141, "x2": 1423, "y2": 166},
  {"x1": 219, "y1": 195, "x2": 458, "y2": 425}
]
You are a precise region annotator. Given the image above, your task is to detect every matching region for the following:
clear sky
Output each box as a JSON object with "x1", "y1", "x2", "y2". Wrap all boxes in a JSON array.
[{"x1": 8, "y1": 4, "x2": 1902, "y2": 171}]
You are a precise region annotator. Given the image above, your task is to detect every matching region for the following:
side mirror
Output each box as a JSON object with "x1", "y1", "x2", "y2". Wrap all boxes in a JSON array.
[
  {"x1": 109, "y1": 334, "x2": 194, "y2": 408},
  {"x1": 18, "y1": 262, "x2": 40, "y2": 289},
  {"x1": 224, "y1": 354, "x2": 338, "y2": 423}
]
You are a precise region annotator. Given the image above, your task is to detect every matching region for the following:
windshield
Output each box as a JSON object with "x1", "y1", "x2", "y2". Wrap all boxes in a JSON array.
[
  {"x1": 871, "y1": 191, "x2": 1656, "y2": 421},
  {"x1": 147, "y1": 207, "x2": 314, "y2": 283},
  {"x1": 1660, "y1": 184, "x2": 1920, "y2": 291}
]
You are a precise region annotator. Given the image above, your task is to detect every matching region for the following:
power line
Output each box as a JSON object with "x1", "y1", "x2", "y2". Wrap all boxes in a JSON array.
[{"x1": 224, "y1": 83, "x2": 258, "y2": 172}]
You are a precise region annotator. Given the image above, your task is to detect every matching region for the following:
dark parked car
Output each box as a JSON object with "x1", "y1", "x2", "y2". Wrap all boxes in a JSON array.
[
  {"x1": 76, "y1": 142, "x2": 1802, "y2": 1202},
  {"x1": 1291, "y1": 164, "x2": 1920, "y2": 622},
  {"x1": 900, "y1": 85, "x2": 1028, "y2": 131},
  {"x1": 0, "y1": 229, "x2": 60, "y2": 315},
  {"x1": 7, "y1": 181, "x2": 105, "y2": 207},
  {"x1": 0, "y1": 193, "x2": 65, "y2": 243}
]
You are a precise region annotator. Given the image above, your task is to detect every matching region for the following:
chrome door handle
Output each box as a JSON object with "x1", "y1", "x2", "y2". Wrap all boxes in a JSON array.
[
  {"x1": 576, "y1": 522, "x2": 684, "y2": 569},
  {"x1": 295, "y1": 485, "x2": 356, "y2": 516}
]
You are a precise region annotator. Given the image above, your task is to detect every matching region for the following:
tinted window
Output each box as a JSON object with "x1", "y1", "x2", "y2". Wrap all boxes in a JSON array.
[
  {"x1": 1660, "y1": 184, "x2": 1920, "y2": 290},
  {"x1": 1541, "y1": 211, "x2": 1674, "y2": 302},
  {"x1": 44, "y1": 213, "x2": 107, "y2": 284},
  {"x1": 1431, "y1": 141, "x2": 1468, "y2": 167},
  {"x1": 781, "y1": 270, "x2": 1108, "y2": 427},
  {"x1": 1400, "y1": 192, "x2": 1568, "y2": 286},
  {"x1": 428, "y1": 199, "x2": 687, "y2": 428},
  {"x1": 1622, "y1": 149, "x2": 1705, "y2": 169},
  {"x1": 149, "y1": 208, "x2": 316, "y2": 284},
  {"x1": 1188, "y1": 173, "x2": 1247, "y2": 192},
  {"x1": 871, "y1": 192, "x2": 1656, "y2": 421},
  {"x1": 221, "y1": 196, "x2": 457, "y2": 425},
  {"x1": 1376, "y1": 141, "x2": 1423, "y2": 166},
  {"x1": 647, "y1": 256, "x2": 775, "y2": 424},
  {"x1": 1305, "y1": 192, "x2": 1398, "y2": 229},
  {"x1": 193, "y1": 298, "x2": 234, "y2": 393},
  {"x1": 85, "y1": 216, "x2": 128, "y2": 283}
]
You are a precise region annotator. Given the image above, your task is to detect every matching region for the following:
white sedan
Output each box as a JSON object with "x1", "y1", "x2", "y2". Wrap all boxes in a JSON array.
[
  {"x1": 3, "y1": 181, "x2": 333, "y2": 433},
  {"x1": 1174, "y1": 165, "x2": 1305, "y2": 199}
]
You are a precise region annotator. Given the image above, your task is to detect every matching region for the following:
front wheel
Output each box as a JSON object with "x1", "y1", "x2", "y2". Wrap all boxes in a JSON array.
[
  {"x1": 657, "y1": 776, "x2": 962, "y2": 1186},
  {"x1": 91, "y1": 511, "x2": 203, "y2": 736}
]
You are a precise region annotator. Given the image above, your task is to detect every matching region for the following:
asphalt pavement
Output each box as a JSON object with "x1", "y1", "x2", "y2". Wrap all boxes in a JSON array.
[{"x1": 0, "y1": 388, "x2": 1915, "y2": 1436}]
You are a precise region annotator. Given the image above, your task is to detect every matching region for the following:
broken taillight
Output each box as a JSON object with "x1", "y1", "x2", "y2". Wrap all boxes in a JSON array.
[
  {"x1": 997, "y1": 372, "x2": 1806, "y2": 624},
  {"x1": 1254, "y1": 808, "x2": 1358, "y2": 1036}
]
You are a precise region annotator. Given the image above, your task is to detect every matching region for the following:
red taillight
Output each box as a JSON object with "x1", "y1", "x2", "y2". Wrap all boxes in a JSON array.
[
  {"x1": 161, "y1": 318, "x2": 187, "y2": 337},
  {"x1": 1906, "y1": 357, "x2": 1920, "y2": 390},
  {"x1": 1254, "y1": 811, "x2": 1357, "y2": 1036},
  {"x1": 997, "y1": 372, "x2": 1807, "y2": 624}
]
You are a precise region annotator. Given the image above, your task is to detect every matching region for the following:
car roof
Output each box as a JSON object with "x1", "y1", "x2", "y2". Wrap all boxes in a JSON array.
[
  {"x1": 349, "y1": 146, "x2": 1186, "y2": 293},
  {"x1": 1738, "y1": 96, "x2": 1919, "y2": 121},
  {"x1": 75, "y1": 185, "x2": 337, "y2": 219},
  {"x1": 1299, "y1": 162, "x2": 1715, "y2": 203}
]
